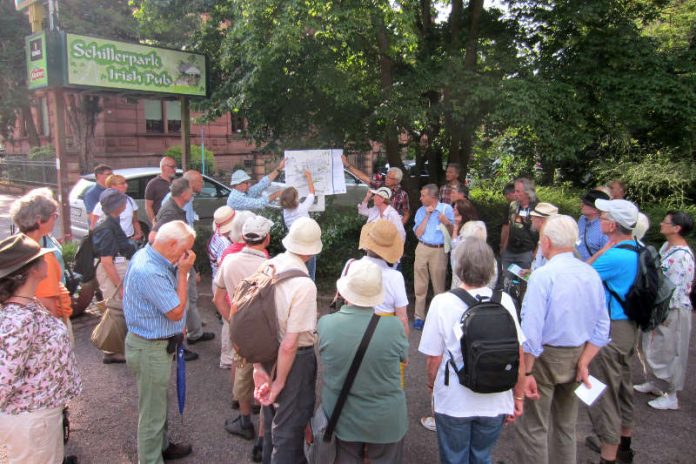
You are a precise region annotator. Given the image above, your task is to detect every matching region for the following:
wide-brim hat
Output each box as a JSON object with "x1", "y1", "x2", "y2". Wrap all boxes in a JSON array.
[
  {"x1": 282, "y1": 217, "x2": 322, "y2": 255},
  {"x1": 359, "y1": 219, "x2": 404, "y2": 264},
  {"x1": 336, "y1": 258, "x2": 384, "y2": 307},
  {"x1": 229, "y1": 211, "x2": 255, "y2": 242},
  {"x1": 370, "y1": 186, "x2": 392, "y2": 200},
  {"x1": 595, "y1": 199, "x2": 639, "y2": 230},
  {"x1": 0, "y1": 234, "x2": 53, "y2": 279},
  {"x1": 213, "y1": 206, "x2": 236, "y2": 234},
  {"x1": 530, "y1": 202, "x2": 559, "y2": 218},
  {"x1": 582, "y1": 189, "x2": 610, "y2": 207},
  {"x1": 229, "y1": 169, "x2": 252, "y2": 186}
]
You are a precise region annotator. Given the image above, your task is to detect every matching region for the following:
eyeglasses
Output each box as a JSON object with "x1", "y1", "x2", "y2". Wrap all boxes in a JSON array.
[
  {"x1": 660, "y1": 221, "x2": 675, "y2": 226},
  {"x1": 164, "y1": 164, "x2": 177, "y2": 169}
]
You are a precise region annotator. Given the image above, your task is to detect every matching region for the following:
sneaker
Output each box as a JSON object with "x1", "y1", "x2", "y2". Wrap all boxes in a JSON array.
[
  {"x1": 224, "y1": 416, "x2": 255, "y2": 440},
  {"x1": 420, "y1": 416, "x2": 436, "y2": 432},
  {"x1": 633, "y1": 382, "x2": 663, "y2": 396},
  {"x1": 187, "y1": 332, "x2": 215, "y2": 344},
  {"x1": 102, "y1": 353, "x2": 126, "y2": 364},
  {"x1": 412, "y1": 318, "x2": 424, "y2": 331},
  {"x1": 648, "y1": 394, "x2": 679, "y2": 410},
  {"x1": 162, "y1": 442, "x2": 192, "y2": 460},
  {"x1": 219, "y1": 362, "x2": 232, "y2": 369}
]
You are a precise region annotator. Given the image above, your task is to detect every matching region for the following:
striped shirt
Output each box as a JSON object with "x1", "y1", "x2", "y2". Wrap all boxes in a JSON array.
[{"x1": 123, "y1": 245, "x2": 183, "y2": 339}]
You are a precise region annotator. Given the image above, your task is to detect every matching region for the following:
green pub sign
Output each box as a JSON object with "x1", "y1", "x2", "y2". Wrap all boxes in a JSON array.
[
  {"x1": 26, "y1": 31, "x2": 48, "y2": 90},
  {"x1": 66, "y1": 34, "x2": 206, "y2": 97}
]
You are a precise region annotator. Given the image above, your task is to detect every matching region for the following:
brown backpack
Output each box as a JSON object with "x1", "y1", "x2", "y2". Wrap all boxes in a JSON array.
[{"x1": 229, "y1": 264, "x2": 308, "y2": 364}]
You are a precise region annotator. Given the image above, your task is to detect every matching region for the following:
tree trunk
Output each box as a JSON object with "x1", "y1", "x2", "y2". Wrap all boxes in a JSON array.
[
  {"x1": 372, "y1": 12, "x2": 400, "y2": 169},
  {"x1": 21, "y1": 104, "x2": 41, "y2": 148},
  {"x1": 64, "y1": 93, "x2": 101, "y2": 173}
]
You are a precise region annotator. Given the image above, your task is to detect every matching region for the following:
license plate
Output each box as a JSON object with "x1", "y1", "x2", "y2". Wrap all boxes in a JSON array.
[{"x1": 70, "y1": 206, "x2": 82, "y2": 218}]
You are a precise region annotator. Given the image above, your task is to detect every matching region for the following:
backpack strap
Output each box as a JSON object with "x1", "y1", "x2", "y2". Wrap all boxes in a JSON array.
[
  {"x1": 449, "y1": 288, "x2": 480, "y2": 307},
  {"x1": 324, "y1": 314, "x2": 380, "y2": 442}
]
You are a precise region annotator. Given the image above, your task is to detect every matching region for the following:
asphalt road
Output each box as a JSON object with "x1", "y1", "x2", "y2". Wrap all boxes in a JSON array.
[{"x1": 54, "y1": 275, "x2": 696, "y2": 464}]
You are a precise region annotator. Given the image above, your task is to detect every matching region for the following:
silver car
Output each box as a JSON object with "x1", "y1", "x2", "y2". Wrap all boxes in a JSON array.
[
  {"x1": 69, "y1": 168, "x2": 231, "y2": 239},
  {"x1": 69, "y1": 167, "x2": 368, "y2": 238}
]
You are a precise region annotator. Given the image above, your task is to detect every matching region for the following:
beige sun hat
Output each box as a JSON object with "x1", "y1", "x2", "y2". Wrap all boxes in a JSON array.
[
  {"x1": 530, "y1": 202, "x2": 559, "y2": 218},
  {"x1": 359, "y1": 219, "x2": 404, "y2": 264},
  {"x1": 336, "y1": 258, "x2": 384, "y2": 307},
  {"x1": 213, "y1": 206, "x2": 236, "y2": 234},
  {"x1": 229, "y1": 210, "x2": 255, "y2": 242},
  {"x1": 282, "y1": 217, "x2": 322, "y2": 255},
  {"x1": 370, "y1": 186, "x2": 392, "y2": 200}
]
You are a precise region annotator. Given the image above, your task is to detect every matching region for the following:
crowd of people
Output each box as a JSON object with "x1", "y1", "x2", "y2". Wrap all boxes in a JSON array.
[{"x1": 0, "y1": 157, "x2": 694, "y2": 464}]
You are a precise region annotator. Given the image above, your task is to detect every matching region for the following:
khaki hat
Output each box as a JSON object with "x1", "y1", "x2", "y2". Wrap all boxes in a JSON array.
[
  {"x1": 229, "y1": 169, "x2": 252, "y2": 186},
  {"x1": 243, "y1": 215, "x2": 274, "y2": 241},
  {"x1": 229, "y1": 210, "x2": 255, "y2": 242},
  {"x1": 0, "y1": 234, "x2": 53, "y2": 279},
  {"x1": 370, "y1": 186, "x2": 392, "y2": 200},
  {"x1": 530, "y1": 202, "x2": 559, "y2": 218},
  {"x1": 359, "y1": 219, "x2": 404, "y2": 264},
  {"x1": 336, "y1": 258, "x2": 384, "y2": 307},
  {"x1": 213, "y1": 206, "x2": 236, "y2": 234},
  {"x1": 282, "y1": 217, "x2": 322, "y2": 255},
  {"x1": 595, "y1": 199, "x2": 639, "y2": 230}
]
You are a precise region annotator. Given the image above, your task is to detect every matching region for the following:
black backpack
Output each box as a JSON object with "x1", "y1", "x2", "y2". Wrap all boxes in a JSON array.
[
  {"x1": 73, "y1": 231, "x2": 100, "y2": 283},
  {"x1": 604, "y1": 241, "x2": 675, "y2": 332},
  {"x1": 445, "y1": 289, "x2": 520, "y2": 394}
]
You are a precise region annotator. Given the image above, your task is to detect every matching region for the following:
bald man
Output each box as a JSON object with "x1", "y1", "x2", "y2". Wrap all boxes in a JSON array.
[{"x1": 145, "y1": 156, "x2": 178, "y2": 222}]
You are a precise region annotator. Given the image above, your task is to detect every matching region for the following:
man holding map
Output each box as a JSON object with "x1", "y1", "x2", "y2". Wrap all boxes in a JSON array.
[{"x1": 226, "y1": 159, "x2": 285, "y2": 211}]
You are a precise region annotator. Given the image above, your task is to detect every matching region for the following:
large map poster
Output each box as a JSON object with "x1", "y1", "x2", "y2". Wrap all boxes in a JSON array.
[{"x1": 284, "y1": 149, "x2": 346, "y2": 197}]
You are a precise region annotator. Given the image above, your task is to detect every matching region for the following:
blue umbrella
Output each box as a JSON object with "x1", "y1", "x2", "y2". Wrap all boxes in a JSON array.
[{"x1": 176, "y1": 343, "x2": 186, "y2": 415}]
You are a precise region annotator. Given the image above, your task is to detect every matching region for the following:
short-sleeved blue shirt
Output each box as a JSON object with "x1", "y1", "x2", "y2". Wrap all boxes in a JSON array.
[
  {"x1": 83, "y1": 184, "x2": 106, "y2": 214},
  {"x1": 592, "y1": 240, "x2": 639, "y2": 320},
  {"x1": 123, "y1": 245, "x2": 183, "y2": 339}
]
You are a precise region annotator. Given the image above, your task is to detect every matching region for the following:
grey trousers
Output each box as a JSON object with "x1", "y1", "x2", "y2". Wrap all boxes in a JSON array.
[
  {"x1": 185, "y1": 268, "x2": 203, "y2": 340},
  {"x1": 641, "y1": 307, "x2": 692, "y2": 392},
  {"x1": 262, "y1": 349, "x2": 317, "y2": 464},
  {"x1": 335, "y1": 438, "x2": 404, "y2": 464},
  {"x1": 514, "y1": 345, "x2": 584, "y2": 464},
  {"x1": 588, "y1": 320, "x2": 639, "y2": 445}
]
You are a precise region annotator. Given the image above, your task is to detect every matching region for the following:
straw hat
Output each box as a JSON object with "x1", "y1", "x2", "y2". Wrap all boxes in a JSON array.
[
  {"x1": 229, "y1": 170, "x2": 252, "y2": 186},
  {"x1": 336, "y1": 258, "x2": 384, "y2": 307},
  {"x1": 359, "y1": 219, "x2": 404, "y2": 264},
  {"x1": 0, "y1": 234, "x2": 53, "y2": 279},
  {"x1": 530, "y1": 202, "x2": 559, "y2": 218},
  {"x1": 282, "y1": 217, "x2": 322, "y2": 255},
  {"x1": 229, "y1": 210, "x2": 255, "y2": 242},
  {"x1": 213, "y1": 206, "x2": 236, "y2": 234},
  {"x1": 370, "y1": 186, "x2": 392, "y2": 200}
]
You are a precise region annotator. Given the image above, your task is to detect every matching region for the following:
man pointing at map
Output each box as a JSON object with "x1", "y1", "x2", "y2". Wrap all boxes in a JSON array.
[{"x1": 226, "y1": 159, "x2": 286, "y2": 211}]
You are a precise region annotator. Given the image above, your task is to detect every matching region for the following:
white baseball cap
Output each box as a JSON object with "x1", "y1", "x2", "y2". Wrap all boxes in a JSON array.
[{"x1": 595, "y1": 199, "x2": 639, "y2": 230}]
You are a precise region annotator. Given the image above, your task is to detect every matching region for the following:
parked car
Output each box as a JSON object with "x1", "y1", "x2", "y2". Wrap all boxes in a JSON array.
[
  {"x1": 69, "y1": 167, "x2": 368, "y2": 239},
  {"x1": 69, "y1": 168, "x2": 231, "y2": 239}
]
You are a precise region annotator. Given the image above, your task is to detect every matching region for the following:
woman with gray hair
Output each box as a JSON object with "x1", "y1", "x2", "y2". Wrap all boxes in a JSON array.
[
  {"x1": 9, "y1": 188, "x2": 73, "y2": 333},
  {"x1": 450, "y1": 221, "x2": 498, "y2": 289},
  {"x1": 419, "y1": 238, "x2": 525, "y2": 464}
]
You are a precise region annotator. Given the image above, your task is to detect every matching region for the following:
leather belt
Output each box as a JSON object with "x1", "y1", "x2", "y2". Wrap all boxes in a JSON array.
[
  {"x1": 419, "y1": 241, "x2": 444, "y2": 248},
  {"x1": 297, "y1": 345, "x2": 314, "y2": 351}
]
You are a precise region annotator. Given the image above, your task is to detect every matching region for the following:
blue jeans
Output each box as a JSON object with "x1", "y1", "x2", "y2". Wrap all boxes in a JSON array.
[{"x1": 435, "y1": 413, "x2": 505, "y2": 464}]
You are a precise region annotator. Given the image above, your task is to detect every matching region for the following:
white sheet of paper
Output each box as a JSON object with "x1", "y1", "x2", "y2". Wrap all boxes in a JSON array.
[
  {"x1": 284, "y1": 149, "x2": 346, "y2": 196},
  {"x1": 574, "y1": 375, "x2": 607, "y2": 406}
]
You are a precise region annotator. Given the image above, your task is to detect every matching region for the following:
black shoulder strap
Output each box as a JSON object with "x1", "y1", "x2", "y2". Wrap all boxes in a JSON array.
[
  {"x1": 324, "y1": 314, "x2": 380, "y2": 442},
  {"x1": 450, "y1": 287, "x2": 502, "y2": 306}
]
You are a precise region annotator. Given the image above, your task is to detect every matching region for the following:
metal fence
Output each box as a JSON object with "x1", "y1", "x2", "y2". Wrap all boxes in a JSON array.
[{"x1": 0, "y1": 156, "x2": 57, "y2": 187}]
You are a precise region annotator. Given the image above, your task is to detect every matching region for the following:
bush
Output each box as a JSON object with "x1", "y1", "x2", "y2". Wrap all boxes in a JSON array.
[
  {"x1": 28, "y1": 145, "x2": 55, "y2": 160},
  {"x1": 165, "y1": 144, "x2": 216, "y2": 175}
]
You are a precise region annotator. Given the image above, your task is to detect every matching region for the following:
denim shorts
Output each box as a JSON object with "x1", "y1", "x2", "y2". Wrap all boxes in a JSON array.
[{"x1": 434, "y1": 413, "x2": 505, "y2": 464}]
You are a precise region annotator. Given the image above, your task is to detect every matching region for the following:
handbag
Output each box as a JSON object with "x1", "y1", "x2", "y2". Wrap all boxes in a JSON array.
[
  {"x1": 304, "y1": 314, "x2": 380, "y2": 464},
  {"x1": 90, "y1": 283, "x2": 127, "y2": 353}
]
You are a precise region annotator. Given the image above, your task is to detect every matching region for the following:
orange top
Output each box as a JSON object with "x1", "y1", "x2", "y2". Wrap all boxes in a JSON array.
[{"x1": 35, "y1": 251, "x2": 73, "y2": 318}]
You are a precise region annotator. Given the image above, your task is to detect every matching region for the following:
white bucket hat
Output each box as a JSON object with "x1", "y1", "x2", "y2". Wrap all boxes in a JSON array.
[
  {"x1": 282, "y1": 217, "x2": 322, "y2": 255},
  {"x1": 230, "y1": 169, "x2": 252, "y2": 186},
  {"x1": 229, "y1": 210, "x2": 255, "y2": 243},
  {"x1": 336, "y1": 258, "x2": 384, "y2": 307}
]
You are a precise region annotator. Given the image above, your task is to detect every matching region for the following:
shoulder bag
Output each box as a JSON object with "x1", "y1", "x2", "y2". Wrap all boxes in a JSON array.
[
  {"x1": 90, "y1": 282, "x2": 127, "y2": 354},
  {"x1": 304, "y1": 314, "x2": 380, "y2": 464}
]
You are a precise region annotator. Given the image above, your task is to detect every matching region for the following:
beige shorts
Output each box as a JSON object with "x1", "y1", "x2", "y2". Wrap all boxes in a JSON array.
[{"x1": 233, "y1": 357, "x2": 254, "y2": 403}]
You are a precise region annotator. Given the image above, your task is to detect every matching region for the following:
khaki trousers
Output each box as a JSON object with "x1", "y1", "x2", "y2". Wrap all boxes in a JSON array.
[
  {"x1": 414, "y1": 242, "x2": 448, "y2": 320},
  {"x1": 0, "y1": 406, "x2": 64, "y2": 464},
  {"x1": 514, "y1": 345, "x2": 584, "y2": 464},
  {"x1": 588, "y1": 320, "x2": 639, "y2": 445},
  {"x1": 641, "y1": 307, "x2": 692, "y2": 392}
]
